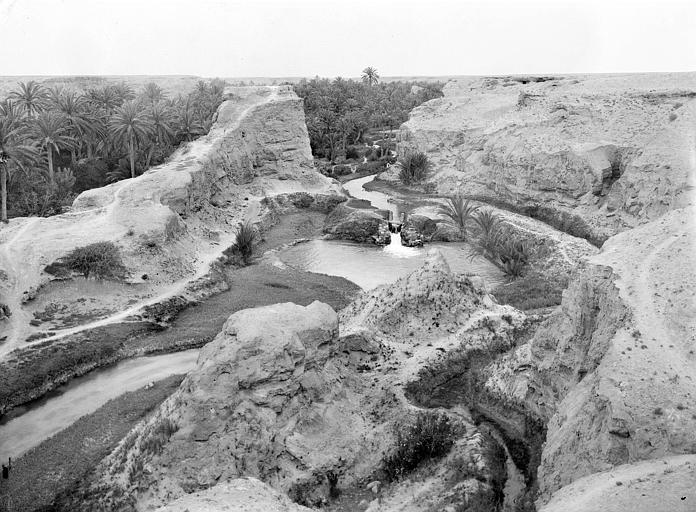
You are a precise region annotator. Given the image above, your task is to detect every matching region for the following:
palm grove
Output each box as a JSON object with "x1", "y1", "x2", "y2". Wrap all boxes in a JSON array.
[{"x1": 0, "y1": 79, "x2": 225, "y2": 222}]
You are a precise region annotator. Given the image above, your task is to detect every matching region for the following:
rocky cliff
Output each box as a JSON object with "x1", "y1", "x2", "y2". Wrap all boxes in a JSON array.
[
  {"x1": 482, "y1": 205, "x2": 696, "y2": 510},
  {"x1": 0, "y1": 86, "x2": 341, "y2": 355},
  {"x1": 399, "y1": 73, "x2": 696, "y2": 244}
]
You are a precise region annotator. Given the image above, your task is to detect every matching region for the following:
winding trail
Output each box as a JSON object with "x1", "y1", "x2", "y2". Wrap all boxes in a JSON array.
[{"x1": 0, "y1": 87, "x2": 279, "y2": 358}]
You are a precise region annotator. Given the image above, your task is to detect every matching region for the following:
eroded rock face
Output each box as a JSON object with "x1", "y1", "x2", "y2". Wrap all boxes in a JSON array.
[
  {"x1": 92, "y1": 301, "x2": 394, "y2": 509},
  {"x1": 323, "y1": 204, "x2": 391, "y2": 245},
  {"x1": 400, "y1": 73, "x2": 696, "y2": 243},
  {"x1": 483, "y1": 206, "x2": 696, "y2": 507}
]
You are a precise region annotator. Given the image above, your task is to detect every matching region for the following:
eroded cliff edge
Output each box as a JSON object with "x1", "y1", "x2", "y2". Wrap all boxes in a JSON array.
[
  {"x1": 0, "y1": 85, "x2": 341, "y2": 355},
  {"x1": 398, "y1": 73, "x2": 696, "y2": 244}
]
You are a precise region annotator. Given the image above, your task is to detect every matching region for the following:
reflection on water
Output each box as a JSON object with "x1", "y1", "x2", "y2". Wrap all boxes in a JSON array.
[
  {"x1": 284, "y1": 175, "x2": 505, "y2": 290},
  {"x1": 280, "y1": 238, "x2": 505, "y2": 290}
]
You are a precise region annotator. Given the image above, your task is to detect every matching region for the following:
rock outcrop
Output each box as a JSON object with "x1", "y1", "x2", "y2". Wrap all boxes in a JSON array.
[
  {"x1": 482, "y1": 206, "x2": 696, "y2": 509},
  {"x1": 72, "y1": 254, "x2": 530, "y2": 511},
  {"x1": 0, "y1": 86, "x2": 341, "y2": 355},
  {"x1": 155, "y1": 477, "x2": 313, "y2": 512},
  {"x1": 399, "y1": 73, "x2": 696, "y2": 244},
  {"x1": 323, "y1": 204, "x2": 391, "y2": 245}
]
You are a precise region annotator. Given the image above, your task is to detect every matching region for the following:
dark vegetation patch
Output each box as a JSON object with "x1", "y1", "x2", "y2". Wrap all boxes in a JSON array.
[
  {"x1": 294, "y1": 76, "x2": 444, "y2": 162},
  {"x1": 462, "y1": 195, "x2": 606, "y2": 247},
  {"x1": 382, "y1": 412, "x2": 461, "y2": 481},
  {"x1": 493, "y1": 271, "x2": 566, "y2": 310},
  {"x1": 398, "y1": 151, "x2": 430, "y2": 185},
  {"x1": 45, "y1": 241, "x2": 127, "y2": 280},
  {"x1": 0, "y1": 375, "x2": 183, "y2": 512}
]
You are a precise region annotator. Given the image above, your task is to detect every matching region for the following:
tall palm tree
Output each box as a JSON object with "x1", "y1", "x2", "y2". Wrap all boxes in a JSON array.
[
  {"x1": 0, "y1": 99, "x2": 24, "y2": 125},
  {"x1": 361, "y1": 67, "x2": 380, "y2": 87},
  {"x1": 437, "y1": 194, "x2": 479, "y2": 241},
  {"x1": 110, "y1": 101, "x2": 153, "y2": 178},
  {"x1": 176, "y1": 98, "x2": 202, "y2": 142},
  {"x1": 51, "y1": 90, "x2": 92, "y2": 162},
  {"x1": 10, "y1": 80, "x2": 48, "y2": 119},
  {"x1": 30, "y1": 111, "x2": 75, "y2": 184},
  {"x1": 0, "y1": 118, "x2": 37, "y2": 222},
  {"x1": 86, "y1": 86, "x2": 120, "y2": 115},
  {"x1": 145, "y1": 102, "x2": 175, "y2": 167},
  {"x1": 143, "y1": 82, "x2": 167, "y2": 106}
]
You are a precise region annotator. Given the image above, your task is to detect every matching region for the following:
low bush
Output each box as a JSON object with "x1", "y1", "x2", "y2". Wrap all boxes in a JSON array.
[
  {"x1": 356, "y1": 159, "x2": 387, "y2": 174},
  {"x1": 382, "y1": 412, "x2": 460, "y2": 481},
  {"x1": 437, "y1": 195, "x2": 479, "y2": 241},
  {"x1": 398, "y1": 151, "x2": 430, "y2": 185},
  {"x1": 345, "y1": 146, "x2": 361, "y2": 160},
  {"x1": 223, "y1": 221, "x2": 258, "y2": 266},
  {"x1": 493, "y1": 270, "x2": 566, "y2": 310},
  {"x1": 61, "y1": 241, "x2": 127, "y2": 280},
  {"x1": 332, "y1": 164, "x2": 352, "y2": 177}
]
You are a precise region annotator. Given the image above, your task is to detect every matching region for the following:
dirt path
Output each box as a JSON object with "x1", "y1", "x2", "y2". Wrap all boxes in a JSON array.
[{"x1": 0, "y1": 88, "x2": 278, "y2": 359}]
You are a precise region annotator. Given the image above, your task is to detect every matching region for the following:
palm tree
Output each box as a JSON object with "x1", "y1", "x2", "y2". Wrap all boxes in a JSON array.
[
  {"x1": 143, "y1": 82, "x2": 167, "y2": 106},
  {"x1": 437, "y1": 194, "x2": 479, "y2": 241},
  {"x1": 145, "y1": 102, "x2": 175, "y2": 167},
  {"x1": 0, "y1": 99, "x2": 24, "y2": 125},
  {"x1": 0, "y1": 118, "x2": 37, "y2": 222},
  {"x1": 176, "y1": 99, "x2": 202, "y2": 142},
  {"x1": 10, "y1": 81, "x2": 48, "y2": 119},
  {"x1": 110, "y1": 101, "x2": 153, "y2": 178},
  {"x1": 361, "y1": 67, "x2": 380, "y2": 87},
  {"x1": 30, "y1": 111, "x2": 75, "y2": 184},
  {"x1": 51, "y1": 90, "x2": 93, "y2": 162}
]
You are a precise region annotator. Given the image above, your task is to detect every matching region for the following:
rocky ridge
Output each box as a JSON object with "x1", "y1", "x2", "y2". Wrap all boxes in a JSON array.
[
  {"x1": 398, "y1": 73, "x2": 696, "y2": 244},
  {"x1": 0, "y1": 85, "x2": 341, "y2": 355}
]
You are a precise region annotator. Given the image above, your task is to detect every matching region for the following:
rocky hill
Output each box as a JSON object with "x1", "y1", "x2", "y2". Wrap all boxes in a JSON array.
[
  {"x1": 399, "y1": 73, "x2": 696, "y2": 244},
  {"x1": 64, "y1": 253, "x2": 531, "y2": 511},
  {"x1": 0, "y1": 86, "x2": 341, "y2": 356}
]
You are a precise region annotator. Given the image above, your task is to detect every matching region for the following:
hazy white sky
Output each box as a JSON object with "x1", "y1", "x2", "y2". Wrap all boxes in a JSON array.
[{"x1": 0, "y1": 0, "x2": 694, "y2": 77}]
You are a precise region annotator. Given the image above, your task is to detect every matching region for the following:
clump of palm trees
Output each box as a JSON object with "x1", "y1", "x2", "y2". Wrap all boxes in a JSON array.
[
  {"x1": 437, "y1": 194, "x2": 531, "y2": 277},
  {"x1": 0, "y1": 78, "x2": 226, "y2": 222}
]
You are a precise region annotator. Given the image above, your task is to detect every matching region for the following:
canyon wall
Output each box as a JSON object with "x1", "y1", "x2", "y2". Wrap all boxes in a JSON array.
[
  {"x1": 0, "y1": 86, "x2": 341, "y2": 354},
  {"x1": 399, "y1": 73, "x2": 696, "y2": 243},
  {"x1": 485, "y1": 205, "x2": 696, "y2": 510}
]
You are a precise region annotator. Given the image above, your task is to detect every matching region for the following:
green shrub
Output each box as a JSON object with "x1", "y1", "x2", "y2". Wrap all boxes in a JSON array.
[
  {"x1": 356, "y1": 159, "x2": 387, "y2": 174},
  {"x1": 345, "y1": 146, "x2": 361, "y2": 160},
  {"x1": 493, "y1": 270, "x2": 566, "y2": 310},
  {"x1": 332, "y1": 164, "x2": 352, "y2": 177},
  {"x1": 382, "y1": 412, "x2": 459, "y2": 481},
  {"x1": 62, "y1": 241, "x2": 127, "y2": 280},
  {"x1": 224, "y1": 221, "x2": 258, "y2": 266},
  {"x1": 398, "y1": 151, "x2": 430, "y2": 185}
]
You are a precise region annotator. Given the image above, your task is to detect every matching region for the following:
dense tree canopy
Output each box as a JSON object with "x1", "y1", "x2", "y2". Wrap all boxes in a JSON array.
[
  {"x1": 294, "y1": 76, "x2": 444, "y2": 162},
  {"x1": 0, "y1": 79, "x2": 225, "y2": 220}
]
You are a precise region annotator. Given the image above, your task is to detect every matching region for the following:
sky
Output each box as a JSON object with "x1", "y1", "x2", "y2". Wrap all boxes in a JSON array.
[{"x1": 0, "y1": 0, "x2": 694, "y2": 78}]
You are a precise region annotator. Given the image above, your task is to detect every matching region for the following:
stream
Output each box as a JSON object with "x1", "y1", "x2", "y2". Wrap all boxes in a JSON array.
[
  {"x1": 281, "y1": 175, "x2": 505, "y2": 290},
  {"x1": 0, "y1": 349, "x2": 199, "y2": 460}
]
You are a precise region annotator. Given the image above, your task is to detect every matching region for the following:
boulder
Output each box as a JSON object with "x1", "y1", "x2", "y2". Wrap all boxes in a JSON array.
[{"x1": 323, "y1": 204, "x2": 391, "y2": 245}]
